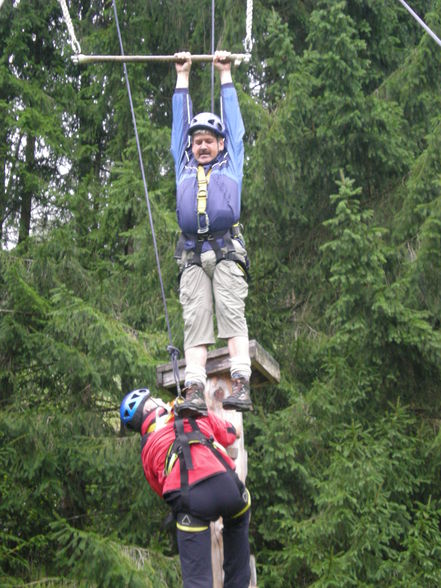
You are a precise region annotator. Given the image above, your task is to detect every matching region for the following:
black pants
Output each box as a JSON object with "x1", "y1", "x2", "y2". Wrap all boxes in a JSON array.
[{"x1": 166, "y1": 472, "x2": 251, "y2": 588}]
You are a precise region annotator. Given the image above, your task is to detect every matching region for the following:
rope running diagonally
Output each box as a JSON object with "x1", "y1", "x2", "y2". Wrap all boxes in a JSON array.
[
  {"x1": 211, "y1": 0, "x2": 215, "y2": 113},
  {"x1": 397, "y1": 0, "x2": 441, "y2": 49},
  {"x1": 57, "y1": 0, "x2": 81, "y2": 54},
  {"x1": 111, "y1": 0, "x2": 182, "y2": 397}
]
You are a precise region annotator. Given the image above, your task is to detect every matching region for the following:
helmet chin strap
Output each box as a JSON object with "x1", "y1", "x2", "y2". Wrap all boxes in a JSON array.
[
  {"x1": 154, "y1": 405, "x2": 173, "y2": 431},
  {"x1": 144, "y1": 396, "x2": 170, "y2": 417},
  {"x1": 153, "y1": 398, "x2": 170, "y2": 412}
]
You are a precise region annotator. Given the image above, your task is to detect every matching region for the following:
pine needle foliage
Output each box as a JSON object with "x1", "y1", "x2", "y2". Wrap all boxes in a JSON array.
[
  {"x1": 51, "y1": 519, "x2": 181, "y2": 588},
  {"x1": 2, "y1": 0, "x2": 441, "y2": 586},
  {"x1": 248, "y1": 173, "x2": 441, "y2": 586}
]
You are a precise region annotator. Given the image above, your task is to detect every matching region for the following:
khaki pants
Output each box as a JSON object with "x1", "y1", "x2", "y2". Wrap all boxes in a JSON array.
[{"x1": 178, "y1": 242, "x2": 249, "y2": 350}]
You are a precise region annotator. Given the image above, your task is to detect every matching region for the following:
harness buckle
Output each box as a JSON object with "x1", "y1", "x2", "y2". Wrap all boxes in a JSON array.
[{"x1": 197, "y1": 214, "x2": 210, "y2": 235}]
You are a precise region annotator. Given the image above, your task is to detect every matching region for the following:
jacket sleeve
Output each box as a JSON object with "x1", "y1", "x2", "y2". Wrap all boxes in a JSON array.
[
  {"x1": 142, "y1": 454, "x2": 163, "y2": 497},
  {"x1": 207, "y1": 412, "x2": 237, "y2": 448},
  {"x1": 171, "y1": 88, "x2": 193, "y2": 183},
  {"x1": 220, "y1": 83, "x2": 244, "y2": 191}
]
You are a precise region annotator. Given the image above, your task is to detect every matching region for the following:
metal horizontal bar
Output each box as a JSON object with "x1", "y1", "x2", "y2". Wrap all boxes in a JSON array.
[{"x1": 72, "y1": 53, "x2": 250, "y2": 65}]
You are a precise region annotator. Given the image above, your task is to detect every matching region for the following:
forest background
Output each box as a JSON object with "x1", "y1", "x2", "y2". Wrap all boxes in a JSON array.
[{"x1": 2, "y1": 0, "x2": 441, "y2": 586}]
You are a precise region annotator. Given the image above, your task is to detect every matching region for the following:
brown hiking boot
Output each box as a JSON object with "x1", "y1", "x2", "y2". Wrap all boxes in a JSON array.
[
  {"x1": 175, "y1": 382, "x2": 207, "y2": 417},
  {"x1": 222, "y1": 375, "x2": 253, "y2": 412}
]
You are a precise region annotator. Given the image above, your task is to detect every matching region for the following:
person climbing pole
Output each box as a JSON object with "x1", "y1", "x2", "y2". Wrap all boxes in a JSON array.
[
  {"x1": 171, "y1": 50, "x2": 253, "y2": 417},
  {"x1": 120, "y1": 388, "x2": 252, "y2": 588}
]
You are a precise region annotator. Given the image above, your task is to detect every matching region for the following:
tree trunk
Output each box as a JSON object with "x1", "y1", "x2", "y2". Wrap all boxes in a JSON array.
[{"x1": 18, "y1": 134, "x2": 36, "y2": 244}]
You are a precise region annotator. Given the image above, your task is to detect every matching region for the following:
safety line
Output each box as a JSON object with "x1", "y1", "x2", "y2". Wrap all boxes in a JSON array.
[
  {"x1": 211, "y1": 0, "x2": 215, "y2": 113},
  {"x1": 111, "y1": 0, "x2": 182, "y2": 397},
  {"x1": 397, "y1": 0, "x2": 441, "y2": 49},
  {"x1": 244, "y1": 0, "x2": 253, "y2": 54},
  {"x1": 58, "y1": 0, "x2": 81, "y2": 54}
]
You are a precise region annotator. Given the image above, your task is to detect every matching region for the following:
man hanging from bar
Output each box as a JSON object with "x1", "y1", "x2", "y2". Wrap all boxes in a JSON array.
[{"x1": 171, "y1": 50, "x2": 253, "y2": 416}]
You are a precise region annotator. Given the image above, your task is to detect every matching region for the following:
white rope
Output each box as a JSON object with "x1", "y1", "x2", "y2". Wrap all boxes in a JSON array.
[
  {"x1": 397, "y1": 0, "x2": 441, "y2": 49},
  {"x1": 58, "y1": 0, "x2": 81, "y2": 54},
  {"x1": 244, "y1": 0, "x2": 253, "y2": 55}
]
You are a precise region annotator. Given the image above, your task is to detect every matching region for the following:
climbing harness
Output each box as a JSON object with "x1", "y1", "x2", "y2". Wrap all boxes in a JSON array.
[
  {"x1": 163, "y1": 416, "x2": 251, "y2": 516},
  {"x1": 178, "y1": 165, "x2": 249, "y2": 277},
  {"x1": 197, "y1": 166, "x2": 212, "y2": 234},
  {"x1": 174, "y1": 224, "x2": 249, "y2": 279},
  {"x1": 138, "y1": 406, "x2": 251, "y2": 534},
  {"x1": 164, "y1": 417, "x2": 231, "y2": 476},
  {"x1": 176, "y1": 512, "x2": 209, "y2": 532}
]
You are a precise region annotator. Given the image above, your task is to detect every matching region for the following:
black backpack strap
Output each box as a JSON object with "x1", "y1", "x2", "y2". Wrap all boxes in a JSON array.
[
  {"x1": 169, "y1": 417, "x2": 246, "y2": 513},
  {"x1": 173, "y1": 416, "x2": 195, "y2": 512},
  {"x1": 174, "y1": 416, "x2": 194, "y2": 471}
]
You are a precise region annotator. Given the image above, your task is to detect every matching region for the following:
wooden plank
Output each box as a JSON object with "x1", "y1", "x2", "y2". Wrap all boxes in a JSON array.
[
  {"x1": 249, "y1": 339, "x2": 281, "y2": 384},
  {"x1": 156, "y1": 339, "x2": 280, "y2": 391}
]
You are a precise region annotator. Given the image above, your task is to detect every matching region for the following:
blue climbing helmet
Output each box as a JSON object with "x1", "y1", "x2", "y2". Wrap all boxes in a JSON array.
[
  {"x1": 189, "y1": 112, "x2": 226, "y2": 138},
  {"x1": 120, "y1": 388, "x2": 151, "y2": 432}
]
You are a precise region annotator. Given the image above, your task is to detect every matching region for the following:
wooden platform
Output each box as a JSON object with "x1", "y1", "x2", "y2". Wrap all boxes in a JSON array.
[{"x1": 156, "y1": 338, "x2": 280, "y2": 391}]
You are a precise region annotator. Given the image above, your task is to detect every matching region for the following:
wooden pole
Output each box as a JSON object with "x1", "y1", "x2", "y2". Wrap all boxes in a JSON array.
[
  {"x1": 72, "y1": 53, "x2": 250, "y2": 65},
  {"x1": 204, "y1": 373, "x2": 249, "y2": 587},
  {"x1": 157, "y1": 340, "x2": 280, "y2": 588}
]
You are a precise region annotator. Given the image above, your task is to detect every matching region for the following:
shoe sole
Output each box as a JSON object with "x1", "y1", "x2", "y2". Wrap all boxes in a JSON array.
[
  {"x1": 175, "y1": 402, "x2": 208, "y2": 417},
  {"x1": 177, "y1": 408, "x2": 208, "y2": 418},
  {"x1": 222, "y1": 401, "x2": 253, "y2": 412}
]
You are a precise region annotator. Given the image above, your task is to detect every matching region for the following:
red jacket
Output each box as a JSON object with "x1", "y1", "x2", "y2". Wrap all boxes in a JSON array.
[{"x1": 140, "y1": 408, "x2": 238, "y2": 497}]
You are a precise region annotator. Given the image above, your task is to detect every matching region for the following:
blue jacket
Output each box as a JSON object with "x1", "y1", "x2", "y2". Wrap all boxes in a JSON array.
[{"x1": 171, "y1": 84, "x2": 245, "y2": 248}]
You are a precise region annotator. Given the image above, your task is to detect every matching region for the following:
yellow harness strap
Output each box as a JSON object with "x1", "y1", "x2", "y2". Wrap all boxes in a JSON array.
[
  {"x1": 147, "y1": 412, "x2": 174, "y2": 434},
  {"x1": 231, "y1": 487, "x2": 252, "y2": 519},
  {"x1": 196, "y1": 165, "x2": 212, "y2": 233}
]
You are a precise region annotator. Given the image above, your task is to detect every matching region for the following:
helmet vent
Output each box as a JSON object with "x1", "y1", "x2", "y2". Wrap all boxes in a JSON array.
[{"x1": 119, "y1": 388, "x2": 151, "y2": 430}]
